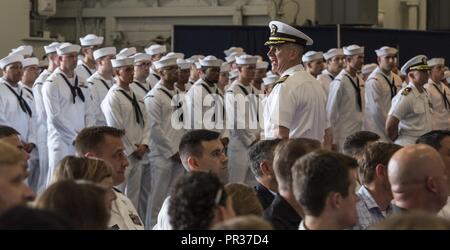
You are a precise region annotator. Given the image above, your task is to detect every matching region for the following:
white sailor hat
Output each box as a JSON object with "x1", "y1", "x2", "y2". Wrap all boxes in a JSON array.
[
  {"x1": 177, "y1": 58, "x2": 192, "y2": 70},
  {"x1": 111, "y1": 57, "x2": 134, "y2": 68},
  {"x1": 44, "y1": 42, "x2": 61, "y2": 54},
  {"x1": 220, "y1": 62, "x2": 231, "y2": 73},
  {"x1": 195, "y1": 62, "x2": 202, "y2": 69},
  {"x1": 225, "y1": 51, "x2": 245, "y2": 63},
  {"x1": 427, "y1": 58, "x2": 445, "y2": 67},
  {"x1": 361, "y1": 63, "x2": 378, "y2": 75},
  {"x1": 229, "y1": 69, "x2": 239, "y2": 79},
  {"x1": 263, "y1": 72, "x2": 279, "y2": 86},
  {"x1": 11, "y1": 45, "x2": 33, "y2": 57},
  {"x1": 166, "y1": 52, "x2": 185, "y2": 60},
  {"x1": 343, "y1": 45, "x2": 364, "y2": 56},
  {"x1": 401, "y1": 55, "x2": 430, "y2": 75},
  {"x1": 302, "y1": 51, "x2": 324, "y2": 63},
  {"x1": 0, "y1": 53, "x2": 24, "y2": 69},
  {"x1": 256, "y1": 61, "x2": 269, "y2": 70},
  {"x1": 200, "y1": 55, "x2": 222, "y2": 68},
  {"x1": 154, "y1": 55, "x2": 178, "y2": 70},
  {"x1": 323, "y1": 48, "x2": 344, "y2": 60},
  {"x1": 145, "y1": 44, "x2": 167, "y2": 56},
  {"x1": 375, "y1": 46, "x2": 398, "y2": 57},
  {"x1": 116, "y1": 47, "x2": 137, "y2": 59},
  {"x1": 224, "y1": 47, "x2": 244, "y2": 57},
  {"x1": 186, "y1": 55, "x2": 204, "y2": 63},
  {"x1": 80, "y1": 34, "x2": 104, "y2": 47},
  {"x1": 57, "y1": 43, "x2": 81, "y2": 56},
  {"x1": 132, "y1": 53, "x2": 152, "y2": 64},
  {"x1": 265, "y1": 20, "x2": 313, "y2": 46},
  {"x1": 235, "y1": 55, "x2": 258, "y2": 65},
  {"x1": 93, "y1": 47, "x2": 117, "y2": 61},
  {"x1": 22, "y1": 57, "x2": 39, "y2": 68}
]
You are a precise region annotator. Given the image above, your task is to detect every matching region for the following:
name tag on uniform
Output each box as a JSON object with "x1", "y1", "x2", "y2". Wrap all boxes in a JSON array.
[{"x1": 129, "y1": 213, "x2": 143, "y2": 226}]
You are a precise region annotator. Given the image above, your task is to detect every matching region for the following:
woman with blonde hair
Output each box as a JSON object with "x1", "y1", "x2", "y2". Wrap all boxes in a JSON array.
[{"x1": 225, "y1": 183, "x2": 264, "y2": 216}]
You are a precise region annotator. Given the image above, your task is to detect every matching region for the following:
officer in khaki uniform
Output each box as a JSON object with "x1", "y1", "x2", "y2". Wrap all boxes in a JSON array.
[{"x1": 386, "y1": 55, "x2": 433, "y2": 146}]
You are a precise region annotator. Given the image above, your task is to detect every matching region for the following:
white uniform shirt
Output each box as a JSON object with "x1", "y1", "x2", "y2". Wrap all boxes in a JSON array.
[
  {"x1": 130, "y1": 79, "x2": 152, "y2": 100},
  {"x1": 264, "y1": 65, "x2": 328, "y2": 141},
  {"x1": 364, "y1": 67, "x2": 398, "y2": 141},
  {"x1": 424, "y1": 79, "x2": 450, "y2": 130},
  {"x1": 152, "y1": 196, "x2": 172, "y2": 230},
  {"x1": 33, "y1": 70, "x2": 51, "y2": 144},
  {"x1": 0, "y1": 78, "x2": 35, "y2": 143},
  {"x1": 327, "y1": 70, "x2": 365, "y2": 146},
  {"x1": 317, "y1": 69, "x2": 335, "y2": 96},
  {"x1": 75, "y1": 62, "x2": 96, "y2": 82},
  {"x1": 101, "y1": 84, "x2": 150, "y2": 156},
  {"x1": 185, "y1": 78, "x2": 227, "y2": 136},
  {"x1": 109, "y1": 190, "x2": 144, "y2": 230},
  {"x1": 19, "y1": 82, "x2": 38, "y2": 144},
  {"x1": 144, "y1": 83, "x2": 185, "y2": 159},
  {"x1": 146, "y1": 68, "x2": 160, "y2": 89},
  {"x1": 42, "y1": 68, "x2": 96, "y2": 146},
  {"x1": 388, "y1": 82, "x2": 433, "y2": 146},
  {"x1": 225, "y1": 80, "x2": 260, "y2": 147},
  {"x1": 87, "y1": 72, "x2": 114, "y2": 126}
]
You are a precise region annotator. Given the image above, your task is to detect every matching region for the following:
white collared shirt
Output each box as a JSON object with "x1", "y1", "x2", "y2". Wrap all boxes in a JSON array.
[
  {"x1": 87, "y1": 72, "x2": 115, "y2": 126},
  {"x1": 33, "y1": 69, "x2": 52, "y2": 144},
  {"x1": 424, "y1": 79, "x2": 450, "y2": 130},
  {"x1": 109, "y1": 190, "x2": 144, "y2": 230},
  {"x1": 317, "y1": 69, "x2": 336, "y2": 96},
  {"x1": 75, "y1": 62, "x2": 96, "y2": 81}
]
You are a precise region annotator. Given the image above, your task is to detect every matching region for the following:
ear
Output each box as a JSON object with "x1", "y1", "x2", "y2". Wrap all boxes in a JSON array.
[
  {"x1": 329, "y1": 192, "x2": 342, "y2": 210},
  {"x1": 426, "y1": 176, "x2": 438, "y2": 193},
  {"x1": 260, "y1": 161, "x2": 271, "y2": 176},
  {"x1": 186, "y1": 156, "x2": 199, "y2": 172},
  {"x1": 375, "y1": 164, "x2": 387, "y2": 179}
]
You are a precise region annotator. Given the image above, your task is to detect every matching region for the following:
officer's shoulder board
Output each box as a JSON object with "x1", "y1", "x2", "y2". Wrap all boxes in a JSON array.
[
  {"x1": 401, "y1": 87, "x2": 412, "y2": 96},
  {"x1": 275, "y1": 75, "x2": 289, "y2": 85}
]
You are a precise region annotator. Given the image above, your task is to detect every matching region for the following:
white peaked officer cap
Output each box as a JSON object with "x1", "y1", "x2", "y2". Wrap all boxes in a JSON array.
[
  {"x1": 0, "y1": 53, "x2": 24, "y2": 69},
  {"x1": 427, "y1": 58, "x2": 445, "y2": 67},
  {"x1": 375, "y1": 46, "x2": 398, "y2": 57},
  {"x1": 324, "y1": 48, "x2": 344, "y2": 60},
  {"x1": 265, "y1": 20, "x2": 313, "y2": 46},
  {"x1": 44, "y1": 42, "x2": 61, "y2": 54},
  {"x1": 229, "y1": 69, "x2": 239, "y2": 79},
  {"x1": 224, "y1": 47, "x2": 244, "y2": 57},
  {"x1": 177, "y1": 58, "x2": 192, "y2": 70},
  {"x1": 166, "y1": 52, "x2": 185, "y2": 60},
  {"x1": 145, "y1": 44, "x2": 167, "y2": 56},
  {"x1": 302, "y1": 51, "x2": 324, "y2": 63},
  {"x1": 22, "y1": 57, "x2": 39, "y2": 68},
  {"x1": 401, "y1": 55, "x2": 430, "y2": 75},
  {"x1": 343, "y1": 45, "x2": 364, "y2": 56},
  {"x1": 132, "y1": 53, "x2": 152, "y2": 64},
  {"x1": 57, "y1": 43, "x2": 81, "y2": 56},
  {"x1": 362, "y1": 63, "x2": 378, "y2": 75},
  {"x1": 220, "y1": 62, "x2": 231, "y2": 73},
  {"x1": 256, "y1": 61, "x2": 269, "y2": 70},
  {"x1": 235, "y1": 55, "x2": 258, "y2": 65},
  {"x1": 93, "y1": 47, "x2": 117, "y2": 61},
  {"x1": 225, "y1": 51, "x2": 245, "y2": 63},
  {"x1": 117, "y1": 47, "x2": 137, "y2": 59},
  {"x1": 200, "y1": 55, "x2": 222, "y2": 68},
  {"x1": 263, "y1": 73, "x2": 279, "y2": 86},
  {"x1": 80, "y1": 34, "x2": 104, "y2": 46},
  {"x1": 11, "y1": 45, "x2": 33, "y2": 57},
  {"x1": 154, "y1": 55, "x2": 178, "y2": 70},
  {"x1": 111, "y1": 57, "x2": 134, "y2": 68}
]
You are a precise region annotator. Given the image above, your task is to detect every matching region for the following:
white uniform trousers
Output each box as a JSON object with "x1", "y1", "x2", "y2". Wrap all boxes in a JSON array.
[
  {"x1": 36, "y1": 141, "x2": 49, "y2": 194},
  {"x1": 26, "y1": 148, "x2": 40, "y2": 193},
  {"x1": 47, "y1": 141, "x2": 74, "y2": 186},
  {"x1": 117, "y1": 154, "x2": 144, "y2": 212},
  {"x1": 227, "y1": 139, "x2": 255, "y2": 186},
  {"x1": 138, "y1": 155, "x2": 151, "y2": 223},
  {"x1": 146, "y1": 154, "x2": 184, "y2": 229}
]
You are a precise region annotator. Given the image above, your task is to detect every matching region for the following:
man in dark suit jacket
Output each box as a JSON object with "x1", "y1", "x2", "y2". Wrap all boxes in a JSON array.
[{"x1": 248, "y1": 139, "x2": 282, "y2": 209}]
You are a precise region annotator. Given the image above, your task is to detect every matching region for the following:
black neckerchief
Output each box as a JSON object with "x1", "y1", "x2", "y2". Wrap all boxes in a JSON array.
[
  {"x1": 133, "y1": 80, "x2": 150, "y2": 93},
  {"x1": 379, "y1": 73, "x2": 397, "y2": 99},
  {"x1": 24, "y1": 86, "x2": 34, "y2": 97},
  {"x1": 158, "y1": 86, "x2": 183, "y2": 122},
  {"x1": 328, "y1": 74, "x2": 335, "y2": 81},
  {"x1": 237, "y1": 84, "x2": 259, "y2": 122},
  {"x1": 3, "y1": 82, "x2": 32, "y2": 117},
  {"x1": 432, "y1": 82, "x2": 450, "y2": 110},
  {"x1": 59, "y1": 74, "x2": 85, "y2": 103},
  {"x1": 200, "y1": 82, "x2": 224, "y2": 122},
  {"x1": 152, "y1": 73, "x2": 161, "y2": 80},
  {"x1": 89, "y1": 78, "x2": 111, "y2": 91},
  {"x1": 81, "y1": 64, "x2": 93, "y2": 76},
  {"x1": 344, "y1": 74, "x2": 362, "y2": 111},
  {"x1": 118, "y1": 89, "x2": 144, "y2": 126}
]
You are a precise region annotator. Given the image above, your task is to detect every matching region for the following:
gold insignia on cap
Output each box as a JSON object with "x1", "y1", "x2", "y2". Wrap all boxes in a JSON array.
[
  {"x1": 401, "y1": 87, "x2": 412, "y2": 96},
  {"x1": 270, "y1": 24, "x2": 278, "y2": 36}
]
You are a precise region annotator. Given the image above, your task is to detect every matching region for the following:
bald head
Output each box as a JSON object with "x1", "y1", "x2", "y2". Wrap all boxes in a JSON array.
[{"x1": 388, "y1": 144, "x2": 448, "y2": 213}]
